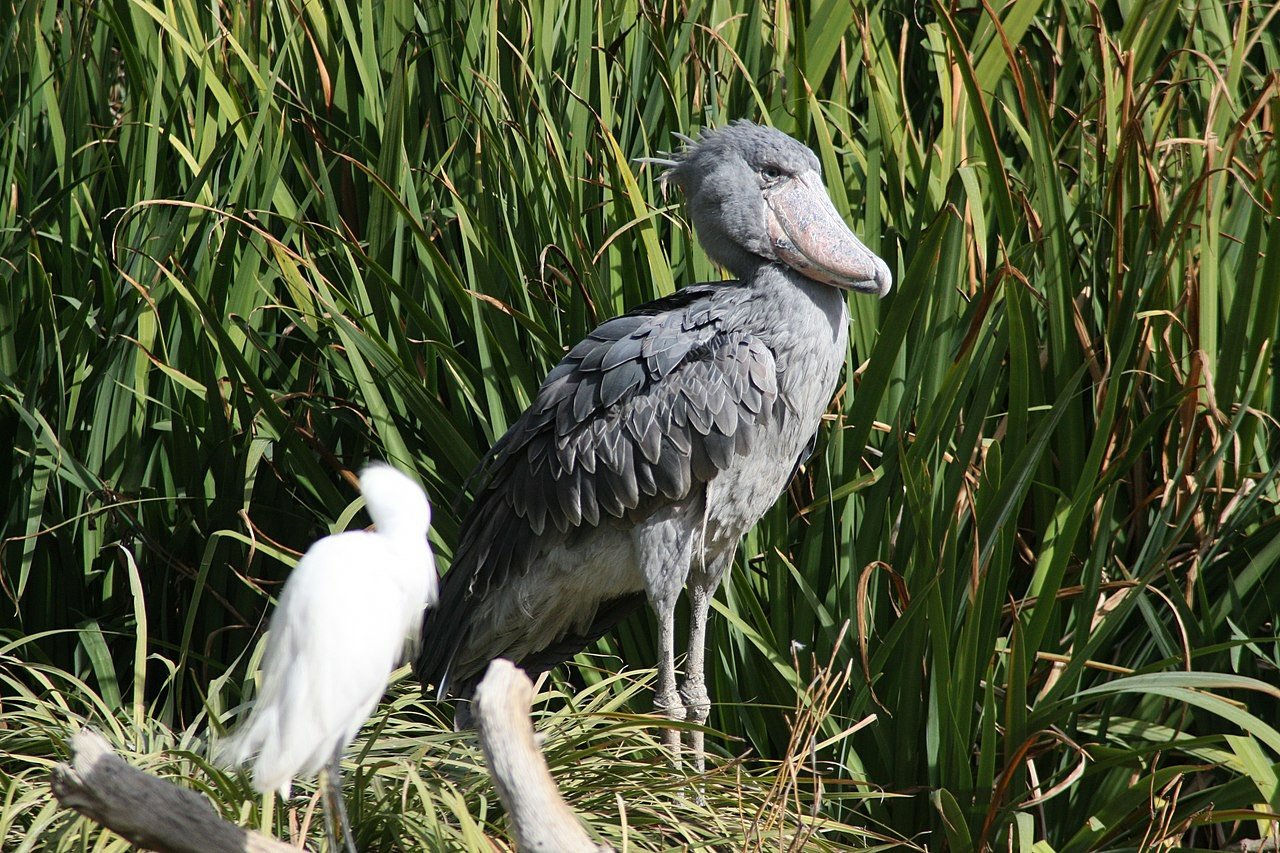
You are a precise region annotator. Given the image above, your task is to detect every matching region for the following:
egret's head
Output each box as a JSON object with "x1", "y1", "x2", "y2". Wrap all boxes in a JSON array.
[{"x1": 359, "y1": 463, "x2": 432, "y2": 538}]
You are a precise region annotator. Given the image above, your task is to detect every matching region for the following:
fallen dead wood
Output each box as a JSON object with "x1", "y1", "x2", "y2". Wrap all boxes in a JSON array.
[
  {"x1": 49, "y1": 728, "x2": 296, "y2": 853},
  {"x1": 474, "y1": 658, "x2": 613, "y2": 852}
]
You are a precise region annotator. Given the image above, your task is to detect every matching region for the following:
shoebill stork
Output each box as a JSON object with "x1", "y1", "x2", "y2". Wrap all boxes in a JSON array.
[{"x1": 416, "y1": 121, "x2": 891, "y2": 769}]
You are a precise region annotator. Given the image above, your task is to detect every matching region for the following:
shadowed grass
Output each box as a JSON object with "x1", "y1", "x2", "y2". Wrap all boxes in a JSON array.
[{"x1": 1, "y1": 643, "x2": 907, "y2": 851}]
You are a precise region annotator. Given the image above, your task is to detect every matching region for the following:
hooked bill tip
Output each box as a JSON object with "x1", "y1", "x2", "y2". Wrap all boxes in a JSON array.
[
  {"x1": 838, "y1": 257, "x2": 892, "y2": 296},
  {"x1": 860, "y1": 256, "x2": 893, "y2": 297}
]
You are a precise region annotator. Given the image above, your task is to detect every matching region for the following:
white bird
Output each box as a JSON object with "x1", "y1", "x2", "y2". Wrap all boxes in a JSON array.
[{"x1": 219, "y1": 463, "x2": 437, "y2": 852}]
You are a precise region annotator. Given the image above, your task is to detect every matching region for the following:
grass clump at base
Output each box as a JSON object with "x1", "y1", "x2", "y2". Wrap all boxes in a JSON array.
[{"x1": 1, "y1": 644, "x2": 904, "y2": 851}]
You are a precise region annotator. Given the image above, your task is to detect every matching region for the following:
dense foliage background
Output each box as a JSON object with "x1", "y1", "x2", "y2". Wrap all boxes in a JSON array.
[{"x1": 3, "y1": 0, "x2": 1278, "y2": 849}]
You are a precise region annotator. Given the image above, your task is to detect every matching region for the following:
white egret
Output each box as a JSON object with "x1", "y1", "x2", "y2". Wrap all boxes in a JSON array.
[{"x1": 219, "y1": 463, "x2": 437, "y2": 852}]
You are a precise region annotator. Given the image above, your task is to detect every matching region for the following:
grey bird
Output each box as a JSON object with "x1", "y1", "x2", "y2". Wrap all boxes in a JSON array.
[{"x1": 416, "y1": 121, "x2": 891, "y2": 769}]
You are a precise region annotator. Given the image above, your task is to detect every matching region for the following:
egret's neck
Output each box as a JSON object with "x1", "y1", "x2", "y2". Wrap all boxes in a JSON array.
[
  {"x1": 380, "y1": 528, "x2": 436, "y2": 605},
  {"x1": 381, "y1": 528, "x2": 431, "y2": 554}
]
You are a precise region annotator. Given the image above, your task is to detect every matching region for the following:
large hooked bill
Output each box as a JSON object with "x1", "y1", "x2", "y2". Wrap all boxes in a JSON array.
[{"x1": 765, "y1": 170, "x2": 892, "y2": 296}]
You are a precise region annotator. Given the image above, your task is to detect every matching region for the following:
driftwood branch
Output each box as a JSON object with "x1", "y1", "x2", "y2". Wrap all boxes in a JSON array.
[
  {"x1": 49, "y1": 728, "x2": 297, "y2": 853},
  {"x1": 474, "y1": 659, "x2": 613, "y2": 852}
]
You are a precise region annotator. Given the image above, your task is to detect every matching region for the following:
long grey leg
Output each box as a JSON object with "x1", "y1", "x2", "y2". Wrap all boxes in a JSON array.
[
  {"x1": 682, "y1": 553, "x2": 731, "y2": 774},
  {"x1": 634, "y1": 505, "x2": 700, "y2": 766},
  {"x1": 323, "y1": 754, "x2": 358, "y2": 853},
  {"x1": 651, "y1": 591, "x2": 685, "y2": 761}
]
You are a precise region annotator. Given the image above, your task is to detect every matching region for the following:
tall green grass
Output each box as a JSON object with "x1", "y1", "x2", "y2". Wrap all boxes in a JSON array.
[{"x1": 3, "y1": 0, "x2": 1278, "y2": 848}]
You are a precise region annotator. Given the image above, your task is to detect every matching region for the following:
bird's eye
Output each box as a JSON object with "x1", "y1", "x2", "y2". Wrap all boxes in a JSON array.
[{"x1": 760, "y1": 166, "x2": 783, "y2": 182}]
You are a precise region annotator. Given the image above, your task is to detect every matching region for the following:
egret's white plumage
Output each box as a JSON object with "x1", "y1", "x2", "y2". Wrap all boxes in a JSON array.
[{"x1": 219, "y1": 463, "x2": 437, "y2": 801}]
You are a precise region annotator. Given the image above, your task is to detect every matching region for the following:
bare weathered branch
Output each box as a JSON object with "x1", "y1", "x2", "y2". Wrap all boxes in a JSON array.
[
  {"x1": 50, "y1": 728, "x2": 297, "y2": 853},
  {"x1": 474, "y1": 659, "x2": 613, "y2": 852}
]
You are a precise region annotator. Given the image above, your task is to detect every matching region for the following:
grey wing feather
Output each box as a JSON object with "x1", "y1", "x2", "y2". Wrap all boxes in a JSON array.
[
  {"x1": 477, "y1": 285, "x2": 778, "y2": 558},
  {"x1": 416, "y1": 283, "x2": 781, "y2": 692}
]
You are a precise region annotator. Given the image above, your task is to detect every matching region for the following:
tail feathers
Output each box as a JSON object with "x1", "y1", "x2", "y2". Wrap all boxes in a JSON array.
[
  {"x1": 513, "y1": 591, "x2": 647, "y2": 679},
  {"x1": 414, "y1": 589, "x2": 468, "y2": 697},
  {"x1": 217, "y1": 703, "x2": 330, "y2": 800},
  {"x1": 431, "y1": 591, "x2": 649, "y2": 703}
]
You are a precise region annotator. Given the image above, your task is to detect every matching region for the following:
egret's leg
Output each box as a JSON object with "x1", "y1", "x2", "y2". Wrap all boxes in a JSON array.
[
  {"x1": 651, "y1": 593, "x2": 685, "y2": 762},
  {"x1": 322, "y1": 755, "x2": 358, "y2": 853}
]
